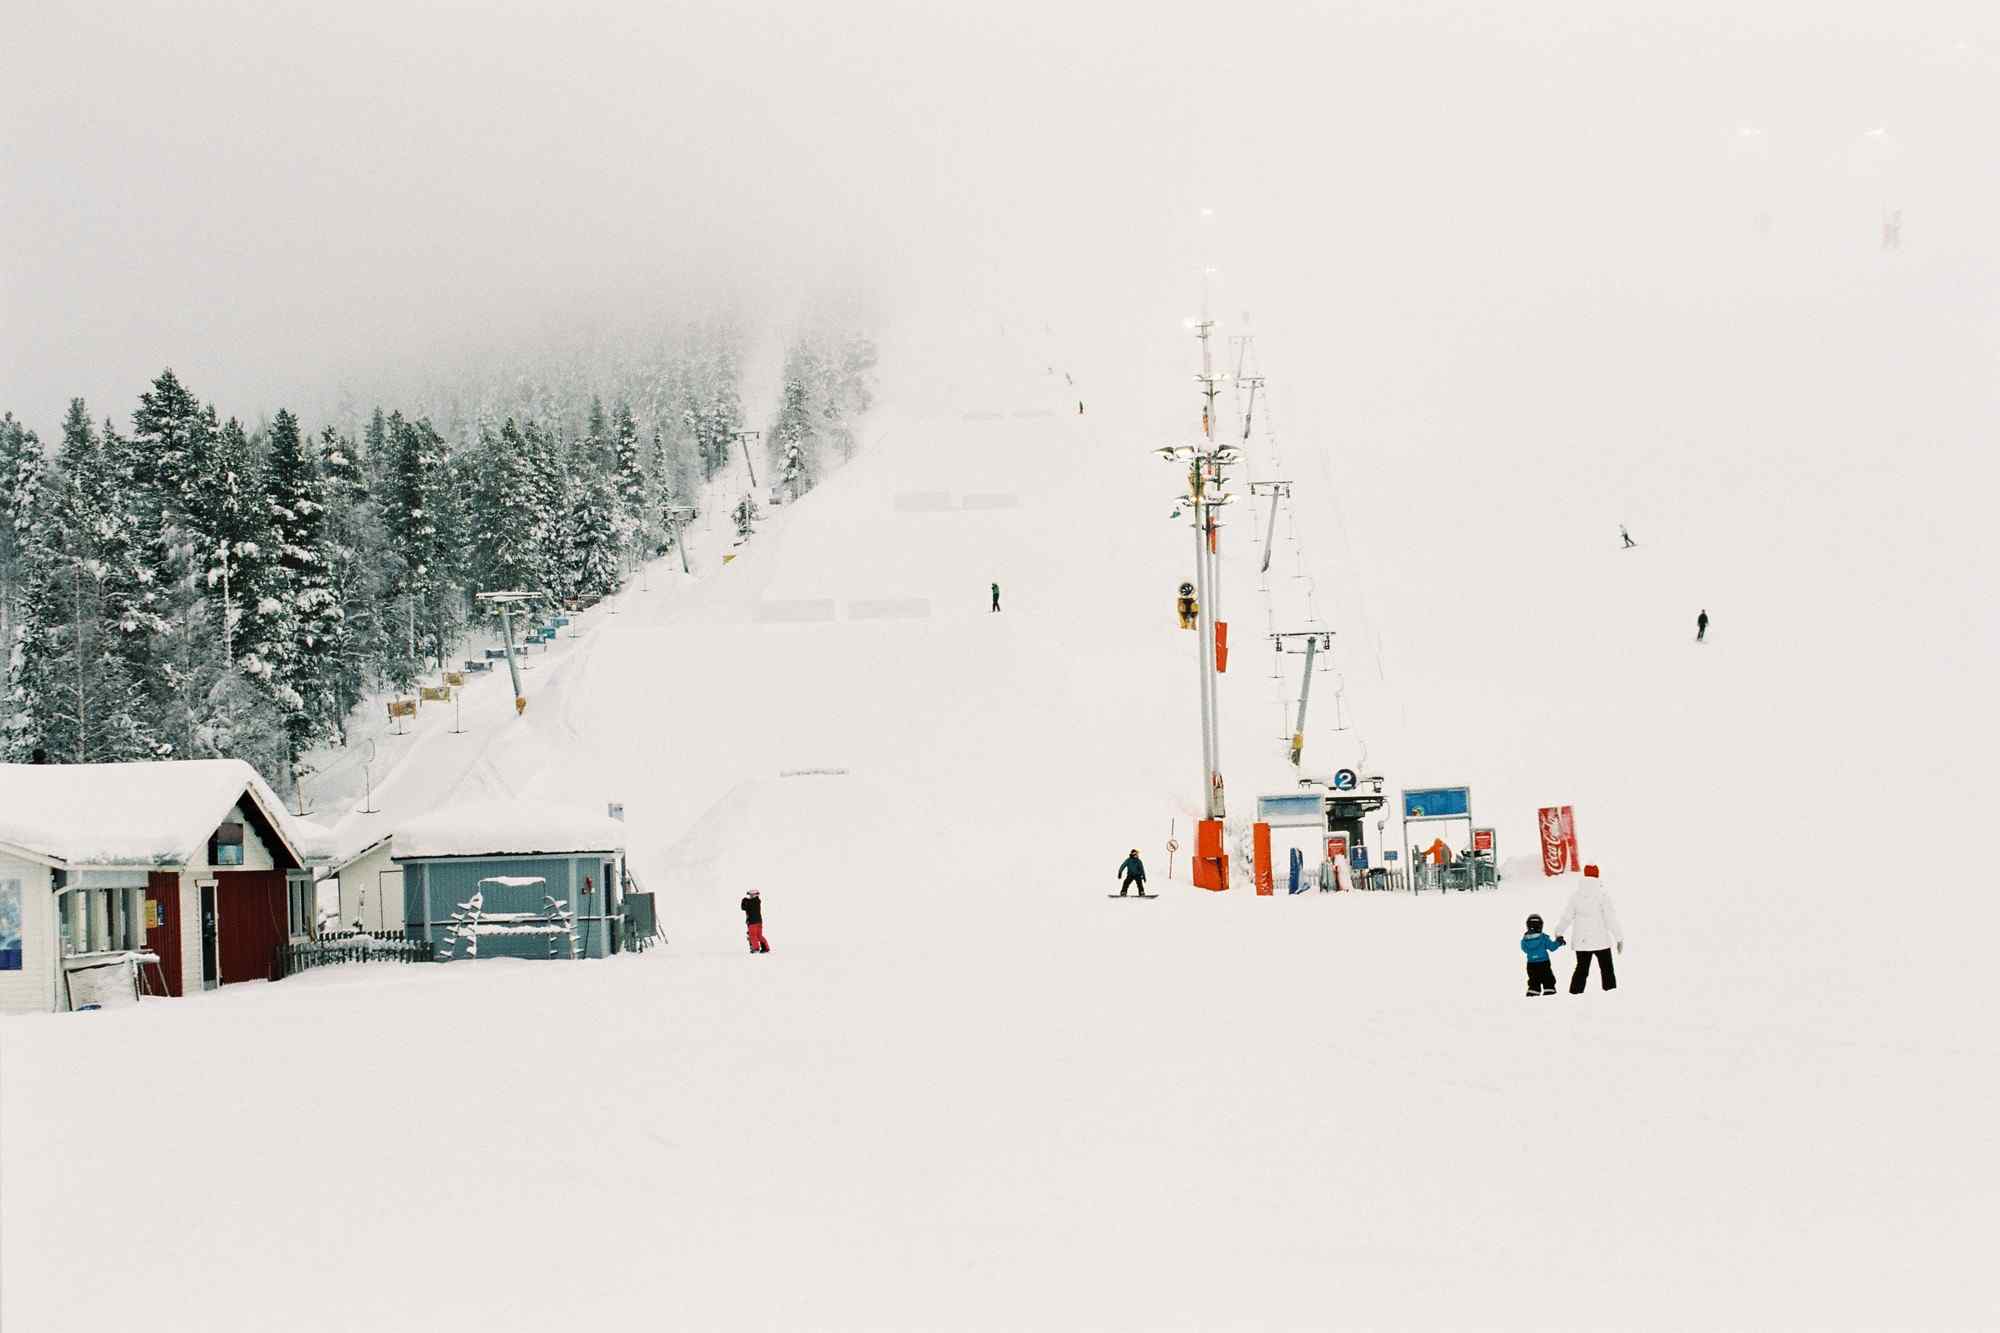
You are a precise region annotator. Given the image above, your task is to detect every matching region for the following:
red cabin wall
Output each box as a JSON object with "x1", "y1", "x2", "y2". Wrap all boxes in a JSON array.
[{"x1": 144, "y1": 872, "x2": 184, "y2": 997}]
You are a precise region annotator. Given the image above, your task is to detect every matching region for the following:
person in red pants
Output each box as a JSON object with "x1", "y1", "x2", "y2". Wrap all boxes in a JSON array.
[{"x1": 741, "y1": 889, "x2": 770, "y2": 954}]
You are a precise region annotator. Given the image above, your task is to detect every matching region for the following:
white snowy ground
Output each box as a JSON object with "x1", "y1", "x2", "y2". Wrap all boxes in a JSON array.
[{"x1": 5, "y1": 255, "x2": 1998, "y2": 1330}]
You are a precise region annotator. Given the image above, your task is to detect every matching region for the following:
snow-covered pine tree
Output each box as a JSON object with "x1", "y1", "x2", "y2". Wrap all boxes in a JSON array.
[
  {"x1": 261, "y1": 410, "x2": 344, "y2": 760},
  {"x1": 186, "y1": 417, "x2": 293, "y2": 790},
  {"x1": 470, "y1": 419, "x2": 549, "y2": 595},
  {"x1": 522, "y1": 419, "x2": 567, "y2": 594},
  {"x1": 129, "y1": 370, "x2": 228, "y2": 756},
  {"x1": 383, "y1": 413, "x2": 462, "y2": 672},
  {"x1": 585, "y1": 396, "x2": 610, "y2": 472},
  {"x1": 0, "y1": 413, "x2": 40, "y2": 654},
  {"x1": 199, "y1": 416, "x2": 279, "y2": 675},
  {"x1": 610, "y1": 401, "x2": 645, "y2": 567},
  {"x1": 318, "y1": 424, "x2": 380, "y2": 724},
  {"x1": 7, "y1": 403, "x2": 158, "y2": 762},
  {"x1": 646, "y1": 427, "x2": 673, "y2": 552},
  {"x1": 561, "y1": 470, "x2": 620, "y2": 603},
  {"x1": 770, "y1": 338, "x2": 818, "y2": 492}
]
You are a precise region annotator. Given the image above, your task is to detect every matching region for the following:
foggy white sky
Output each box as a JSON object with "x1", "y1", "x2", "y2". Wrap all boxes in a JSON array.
[{"x1": 4, "y1": 1, "x2": 1995, "y2": 435}]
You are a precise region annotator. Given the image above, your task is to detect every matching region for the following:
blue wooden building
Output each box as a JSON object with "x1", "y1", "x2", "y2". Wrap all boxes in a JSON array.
[{"x1": 391, "y1": 800, "x2": 630, "y2": 961}]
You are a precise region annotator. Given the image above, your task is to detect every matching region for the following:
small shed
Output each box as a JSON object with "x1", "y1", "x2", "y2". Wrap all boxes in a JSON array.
[
  {"x1": 329, "y1": 834, "x2": 401, "y2": 934},
  {"x1": 0, "y1": 760, "x2": 327, "y2": 1013},
  {"x1": 392, "y1": 800, "x2": 629, "y2": 961}
]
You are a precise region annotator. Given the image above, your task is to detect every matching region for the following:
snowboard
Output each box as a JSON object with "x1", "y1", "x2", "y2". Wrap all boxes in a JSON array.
[{"x1": 1109, "y1": 892, "x2": 1158, "y2": 899}]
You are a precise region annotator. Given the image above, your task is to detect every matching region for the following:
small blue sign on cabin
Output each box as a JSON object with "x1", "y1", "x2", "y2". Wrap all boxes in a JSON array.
[
  {"x1": 1402, "y1": 786, "x2": 1470, "y2": 819},
  {"x1": 1349, "y1": 846, "x2": 1370, "y2": 870}
]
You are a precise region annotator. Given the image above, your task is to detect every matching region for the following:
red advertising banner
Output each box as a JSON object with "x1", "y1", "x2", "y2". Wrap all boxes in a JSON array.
[
  {"x1": 1325, "y1": 835, "x2": 1348, "y2": 861},
  {"x1": 1472, "y1": 828, "x2": 1495, "y2": 853},
  {"x1": 1537, "y1": 806, "x2": 1579, "y2": 876}
]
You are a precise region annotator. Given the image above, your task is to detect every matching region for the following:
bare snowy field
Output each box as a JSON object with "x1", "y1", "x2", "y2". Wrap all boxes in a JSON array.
[{"x1": 6, "y1": 243, "x2": 1998, "y2": 1332}]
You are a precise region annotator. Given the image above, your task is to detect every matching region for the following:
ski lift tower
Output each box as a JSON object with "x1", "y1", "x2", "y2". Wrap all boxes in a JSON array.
[
  {"x1": 662, "y1": 505, "x2": 698, "y2": 574},
  {"x1": 474, "y1": 590, "x2": 544, "y2": 715}
]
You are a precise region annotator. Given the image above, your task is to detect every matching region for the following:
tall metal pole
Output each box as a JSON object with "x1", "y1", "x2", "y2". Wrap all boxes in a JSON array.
[
  {"x1": 1291, "y1": 634, "x2": 1317, "y2": 767},
  {"x1": 1197, "y1": 315, "x2": 1225, "y2": 819},
  {"x1": 732, "y1": 429, "x2": 761, "y2": 490},
  {"x1": 1261, "y1": 486, "x2": 1282, "y2": 574},
  {"x1": 1189, "y1": 459, "x2": 1216, "y2": 819},
  {"x1": 499, "y1": 605, "x2": 524, "y2": 703}
]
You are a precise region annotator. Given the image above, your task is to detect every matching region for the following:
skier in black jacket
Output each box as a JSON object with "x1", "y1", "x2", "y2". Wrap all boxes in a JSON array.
[
  {"x1": 1117, "y1": 850, "x2": 1147, "y2": 896},
  {"x1": 741, "y1": 889, "x2": 769, "y2": 954}
]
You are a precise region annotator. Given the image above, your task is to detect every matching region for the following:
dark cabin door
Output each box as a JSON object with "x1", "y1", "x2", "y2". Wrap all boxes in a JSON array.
[
  {"x1": 604, "y1": 860, "x2": 620, "y2": 954},
  {"x1": 199, "y1": 884, "x2": 219, "y2": 988},
  {"x1": 144, "y1": 872, "x2": 183, "y2": 996}
]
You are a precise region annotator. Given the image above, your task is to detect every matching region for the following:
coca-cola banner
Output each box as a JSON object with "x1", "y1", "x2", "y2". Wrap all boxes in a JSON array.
[{"x1": 1538, "y1": 805, "x2": 1579, "y2": 876}]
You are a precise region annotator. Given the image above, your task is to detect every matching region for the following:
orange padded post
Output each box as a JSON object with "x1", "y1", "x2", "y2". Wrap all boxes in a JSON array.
[
  {"x1": 1253, "y1": 823, "x2": 1273, "y2": 896},
  {"x1": 1193, "y1": 819, "x2": 1229, "y2": 891}
]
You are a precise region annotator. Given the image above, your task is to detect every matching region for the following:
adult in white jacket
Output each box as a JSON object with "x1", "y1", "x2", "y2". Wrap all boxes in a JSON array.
[{"x1": 1555, "y1": 864, "x2": 1624, "y2": 993}]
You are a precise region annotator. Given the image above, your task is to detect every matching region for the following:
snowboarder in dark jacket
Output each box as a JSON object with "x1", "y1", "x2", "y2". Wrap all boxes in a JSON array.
[
  {"x1": 741, "y1": 889, "x2": 769, "y2": 954},
  {"x1": 1520, "y1": 913, "x2": 1565, "y2": 996},
  {"x1": 1696, "y1": 608, "x2": 1709, "y2": 642},
  {"x1": 1117, "y1": 850, "x2": 1147, "y2": 896}
]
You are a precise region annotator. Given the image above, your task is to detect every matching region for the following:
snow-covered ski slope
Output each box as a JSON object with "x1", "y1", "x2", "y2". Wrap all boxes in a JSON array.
[{"x1": 5, "y1": 261, "x2": 1997, "y2": 1331}]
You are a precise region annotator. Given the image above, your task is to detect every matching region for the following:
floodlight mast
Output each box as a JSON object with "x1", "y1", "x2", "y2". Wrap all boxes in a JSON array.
[
  {"x1": 1161, "y1": 311, "x2": 1235, "y2": 827},
  {"x1": 1195, "y1": 306, "x2": 1232, "y2": 821}
]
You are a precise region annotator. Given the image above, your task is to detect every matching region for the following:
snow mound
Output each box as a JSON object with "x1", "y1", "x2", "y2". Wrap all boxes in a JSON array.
[{"x1": 388, "y1": 798, "x2": 628, "y2": 860}]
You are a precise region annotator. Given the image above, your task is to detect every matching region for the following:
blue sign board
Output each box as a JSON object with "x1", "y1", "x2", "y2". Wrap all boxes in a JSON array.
[
  {"x1": 1384, "y1": 850, "x2": 1399, "y2": 862},
  {"x1": 1332, "y1": 768, "x2": 1358, "y2": 791},
  {"x1": 1402, "y1": 786, "x2": 1471, "y2": 820},
  {"x1": 1349, "y1": 846, "x2": 1369, "y2": 870}
]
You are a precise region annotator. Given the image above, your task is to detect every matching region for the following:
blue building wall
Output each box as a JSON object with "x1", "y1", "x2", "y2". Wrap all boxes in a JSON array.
[{"x1": 400, "y1": 852, "x2": 624, "y2": 961}]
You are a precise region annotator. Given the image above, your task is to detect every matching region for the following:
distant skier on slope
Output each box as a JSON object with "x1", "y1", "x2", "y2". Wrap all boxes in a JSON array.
[
  {"x1": 1176, "y1": 582, "x2": 1198, "y2": 629},
  {"x1": 991, "y1": 582, "x2": 1001, "y2": 613},
  {"x1": 1696, "y1": 608, "x2": 1709, "y2": 642},
  {"x1": 1520, "y1": 912, "x2": 1566, "y2": 996},
  {"x1": 741, "y1": 889, "x2": 770, "y2": 954},
  {"x1": 1553, "y1": 866, "x2": 1622, "y2": 993},
  {"x1": 1620, "y1": 524, "x2": 1636, "y2": 549},
  {"x1": 1117, "y1": 849, "x2": 1149, "y2": 897}
]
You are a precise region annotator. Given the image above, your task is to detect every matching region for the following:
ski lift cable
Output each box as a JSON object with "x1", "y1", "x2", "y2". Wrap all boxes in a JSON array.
[{"x1": 1251, "y1": 360, "x2": 1371, "y2": 761}]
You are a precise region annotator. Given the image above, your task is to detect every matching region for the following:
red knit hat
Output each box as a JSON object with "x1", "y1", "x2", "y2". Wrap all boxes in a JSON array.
[{"x1": 1583, "y1": 864, "x2": 1600, "y2": 878}]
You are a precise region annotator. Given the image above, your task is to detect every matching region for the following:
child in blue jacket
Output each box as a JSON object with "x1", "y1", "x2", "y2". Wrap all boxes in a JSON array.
[{"x1": 1521, "y1": 913, "x2": 1565, "y2": 996}]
